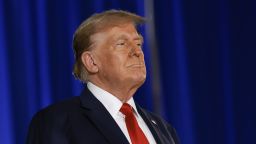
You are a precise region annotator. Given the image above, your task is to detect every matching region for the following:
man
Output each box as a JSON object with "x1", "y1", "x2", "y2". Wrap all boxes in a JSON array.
[{"x1": 27, "y1": 10, "x2": 179, "y2": 144}]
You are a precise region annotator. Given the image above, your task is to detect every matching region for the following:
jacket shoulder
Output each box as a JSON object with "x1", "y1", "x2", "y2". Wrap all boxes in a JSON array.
[
  {"x1": 30, "y1": 96, "x2": 81, "y2": 129},
  {"x1": 42, "y1": 96, "x2": 81, "y2": 113},
  {"x1": 27, "y1": 97, "x2": 81, "y2": 144}
]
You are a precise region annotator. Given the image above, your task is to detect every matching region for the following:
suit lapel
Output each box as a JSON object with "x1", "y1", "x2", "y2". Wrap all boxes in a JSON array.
[
  {"x1": 79, "y1": 88, "x2": 129, "y2": 144},
  {"x1": 137, "y1": 105, "x2": 175, "y2": 144}
]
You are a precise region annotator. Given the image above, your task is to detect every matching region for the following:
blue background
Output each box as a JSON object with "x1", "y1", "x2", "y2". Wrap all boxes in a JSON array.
[{"x1": 0, "y1": 0, "x2": 256, "y2": 144}]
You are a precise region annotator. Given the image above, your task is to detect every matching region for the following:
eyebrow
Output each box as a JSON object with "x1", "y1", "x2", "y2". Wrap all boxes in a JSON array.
[{"x1": 115, "y1": 34, "x2": 143, "y2": 43}]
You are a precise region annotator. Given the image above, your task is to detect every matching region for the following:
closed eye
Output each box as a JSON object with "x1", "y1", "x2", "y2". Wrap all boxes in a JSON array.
[
  {"x1": 137, "y1": 43, "x2": 142, "y2": 47},
  {"x1": 117, "y1": 42, "x2": 126, "y2": 46}
]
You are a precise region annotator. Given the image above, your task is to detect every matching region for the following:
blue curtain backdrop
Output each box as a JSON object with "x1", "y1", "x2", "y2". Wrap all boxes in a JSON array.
[{"x1": 0, "y1": 0, "x2": 256, "y2": 144}]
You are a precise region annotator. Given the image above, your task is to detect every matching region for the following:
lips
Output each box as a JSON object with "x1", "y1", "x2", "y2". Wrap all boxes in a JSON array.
[{"x1": 127, "y1": 64, "x2": 145, "y2": 68}]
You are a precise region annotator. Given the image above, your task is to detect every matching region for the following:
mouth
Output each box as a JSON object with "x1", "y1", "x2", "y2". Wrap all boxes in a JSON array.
[{"x1": 127, "y1": 64, "x2": 145, "y2": 68}]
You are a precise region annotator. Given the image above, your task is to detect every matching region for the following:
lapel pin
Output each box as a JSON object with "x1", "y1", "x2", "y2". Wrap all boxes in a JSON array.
[{"x1": 151, "y1": 120, "x2": 157, "y2": 125}]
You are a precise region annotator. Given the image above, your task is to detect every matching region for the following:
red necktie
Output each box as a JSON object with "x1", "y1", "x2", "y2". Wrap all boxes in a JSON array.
[{"x1": 120, "y1": 103, "x2": 149, "y2": 144}]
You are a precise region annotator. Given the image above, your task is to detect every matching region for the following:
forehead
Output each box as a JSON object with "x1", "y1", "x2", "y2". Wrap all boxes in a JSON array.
[
  {"x1": 90, "y1": 23, "x2": 142, "y2": 42},
  {"x1": 108, "y1": 24, "x2": 142, "y2": 39}
]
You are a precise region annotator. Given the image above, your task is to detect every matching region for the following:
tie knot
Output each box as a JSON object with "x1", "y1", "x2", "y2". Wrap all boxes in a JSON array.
[{"x1": 120, "y1": 103, "x2": 133, "y2": 116}]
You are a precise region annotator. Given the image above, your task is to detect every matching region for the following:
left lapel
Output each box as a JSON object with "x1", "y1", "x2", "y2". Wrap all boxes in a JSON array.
[
  {"x1": 79, "y1": 88, "x2": 129, "y2": 144},
  {"x1": 136, "y1": 105, "x2": 175, "y2": 144}
]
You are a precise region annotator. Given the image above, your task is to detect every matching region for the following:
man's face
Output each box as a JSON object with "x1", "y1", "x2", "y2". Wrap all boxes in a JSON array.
[{"x1": 90, "y1": 23, "x2": 146, "y2": 89}]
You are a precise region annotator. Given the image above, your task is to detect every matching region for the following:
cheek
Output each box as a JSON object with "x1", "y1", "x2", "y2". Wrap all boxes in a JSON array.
[
  {"x1": 107, "y1": 55, "x2": 125, "y2": 72},
  {"x1": 115, "y1": 53, "x2": 129, "y2": 65}
]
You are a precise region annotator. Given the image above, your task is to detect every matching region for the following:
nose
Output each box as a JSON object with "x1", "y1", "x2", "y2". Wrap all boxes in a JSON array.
[{"x1": 129, "y1": 44, "x2": 143, "y2": 57}]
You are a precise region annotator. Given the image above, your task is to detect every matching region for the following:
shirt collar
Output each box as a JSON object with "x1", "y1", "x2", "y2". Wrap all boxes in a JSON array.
[{"x1": 87, "y1": 82, "x2": 139, "y2": 119}]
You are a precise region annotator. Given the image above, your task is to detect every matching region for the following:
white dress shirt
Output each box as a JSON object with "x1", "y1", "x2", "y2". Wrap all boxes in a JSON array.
[{"x1": 87, "y1": 82, "x2": 156, "y2": 144}]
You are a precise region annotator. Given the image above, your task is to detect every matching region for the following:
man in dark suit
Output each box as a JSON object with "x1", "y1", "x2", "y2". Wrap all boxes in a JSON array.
[{"x1": 27, "y1": 10, "x2": 180, "y2": 144}]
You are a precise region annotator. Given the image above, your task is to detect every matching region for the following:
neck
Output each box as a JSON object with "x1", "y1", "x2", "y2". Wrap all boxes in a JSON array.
[{"x1": 88, "y1": 79, "x2": 140, "y2": 102}]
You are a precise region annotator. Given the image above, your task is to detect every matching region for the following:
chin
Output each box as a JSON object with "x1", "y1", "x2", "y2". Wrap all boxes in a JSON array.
[
  {"x1": 132, "y1": 74, "x2": 146, "y2": 86},
  {"x1": 124, "y1": 69, "x2": 146, "y2": 85}
]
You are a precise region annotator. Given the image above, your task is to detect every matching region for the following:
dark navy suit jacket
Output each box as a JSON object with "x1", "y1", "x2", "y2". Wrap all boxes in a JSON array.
[{"x1": 27, "y1": 88, "x2": 180, "y2": 144}]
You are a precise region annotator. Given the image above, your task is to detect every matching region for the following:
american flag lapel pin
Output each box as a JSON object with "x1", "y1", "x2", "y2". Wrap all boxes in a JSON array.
[{"x1": 151, "y1": 119, "x2": 157, "y2": 125}]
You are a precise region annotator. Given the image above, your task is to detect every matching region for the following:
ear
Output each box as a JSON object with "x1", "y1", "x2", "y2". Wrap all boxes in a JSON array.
[{"x1": 81, "y1": 51, "x2": 99, "y2": 73}]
